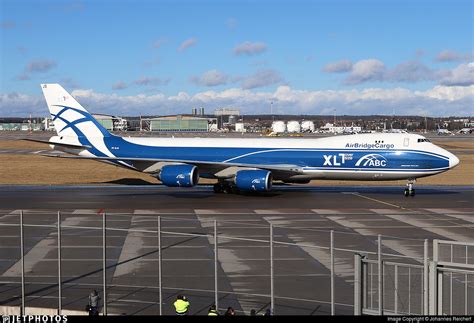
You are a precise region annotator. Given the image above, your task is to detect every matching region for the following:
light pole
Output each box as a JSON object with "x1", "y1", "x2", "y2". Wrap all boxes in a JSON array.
[{"x1": 270, "y1": 100, "x2": 275, "y2": 122}]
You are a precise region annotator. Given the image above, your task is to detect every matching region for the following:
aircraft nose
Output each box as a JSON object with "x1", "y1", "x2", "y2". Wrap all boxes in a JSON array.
[{"x1": 449, "y1": 154, "x2": 460, "y2": 168}]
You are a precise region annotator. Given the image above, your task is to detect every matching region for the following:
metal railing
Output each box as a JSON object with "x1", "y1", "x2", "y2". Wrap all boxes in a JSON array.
[{"x1": 0, "y1": 210, "x2": 459, "y2": 316}]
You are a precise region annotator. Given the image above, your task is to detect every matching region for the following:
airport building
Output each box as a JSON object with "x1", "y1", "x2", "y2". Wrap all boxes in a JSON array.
[
  {"x1": 319, "y1": 122, "x2": 362, "y2": 134},
  {"x1": 0, "y1": 123, "x2": 44, "y2": 131},
  {"x1": 0, "y1": 118, "x2": 44, "y2": 131},
  {"x1": 149, "y1": 115, "x2": 216, "y2": 132},
  {"x1": 92, "y1": 114, "x2": 128, "y2": 131},
  {"x1": 214, "y1": 108, "x2": 240, "y2": 129}
]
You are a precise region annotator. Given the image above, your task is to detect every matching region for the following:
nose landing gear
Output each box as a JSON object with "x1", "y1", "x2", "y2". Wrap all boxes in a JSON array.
[{"x1": 404, "y1": 180, "x2": 416, "y2": 197}]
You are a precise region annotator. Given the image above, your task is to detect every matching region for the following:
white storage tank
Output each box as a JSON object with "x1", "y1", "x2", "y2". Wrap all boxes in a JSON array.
[
  {"x1": 301, "y1": 120, "x2": 315, "y2": 133},
  {"x1": 287, "y1": 121, "x2": 301, "y2": 133},
  {"x1": 272, "y1": 121, "x2": 286, "y2": 133}
]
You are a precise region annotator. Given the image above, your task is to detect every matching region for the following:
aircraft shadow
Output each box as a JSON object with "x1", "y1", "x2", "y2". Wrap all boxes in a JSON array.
[{"x1": 100, "y1": 178, "x2": 157, "y2": 185}]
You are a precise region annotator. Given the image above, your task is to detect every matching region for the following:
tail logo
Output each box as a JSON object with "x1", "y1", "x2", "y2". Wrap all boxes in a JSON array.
[{"x1": 355, "y1": 154, "x2": 387, "y2": 167}]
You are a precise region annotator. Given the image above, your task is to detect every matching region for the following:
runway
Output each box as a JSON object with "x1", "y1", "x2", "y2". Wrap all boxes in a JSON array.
[
  {"x1": 0, "y1": 185, "x2": 473, "y2": 209},
  {"x1": 0, "y1": 185, "x2": 473, "y2": 315}
]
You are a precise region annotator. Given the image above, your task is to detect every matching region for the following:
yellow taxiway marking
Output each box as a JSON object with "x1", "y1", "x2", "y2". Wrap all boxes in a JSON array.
[{"x1": 346, "y1": 192, "x2": 406, "y2": 210}]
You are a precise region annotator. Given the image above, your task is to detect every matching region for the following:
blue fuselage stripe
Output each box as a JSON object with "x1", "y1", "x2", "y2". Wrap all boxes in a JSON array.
[{"x1": 102, "y1": 137, "x2": 450, "y2": 173}]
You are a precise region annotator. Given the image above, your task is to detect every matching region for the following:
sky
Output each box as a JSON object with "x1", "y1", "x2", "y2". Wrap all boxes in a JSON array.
[{"x1": 1, "y1": 0, "x2": 473, "y2": 117}]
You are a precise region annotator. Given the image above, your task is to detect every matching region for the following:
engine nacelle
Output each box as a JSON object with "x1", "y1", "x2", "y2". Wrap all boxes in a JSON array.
[
  {"x1": 159, "y1": 164, "x2": 199, "y2": 187},
  {"x1": 235, "y1": 170, "x2": 272, "y2": 192}
]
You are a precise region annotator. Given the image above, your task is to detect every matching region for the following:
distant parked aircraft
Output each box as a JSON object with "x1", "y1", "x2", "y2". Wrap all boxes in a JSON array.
[
  {"x1": 437, "y1": 128, "x2": 453, "y2": 136},
  {"x1": 458, "y1": 128, "x2": 472, "y2": 134},
  {"x1": 33, "y1": 84, "x2": 460, "y2": 197}
]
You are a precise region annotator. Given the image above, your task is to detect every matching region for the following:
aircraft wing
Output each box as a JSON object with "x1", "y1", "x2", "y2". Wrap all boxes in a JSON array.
[{"x1": 39, "y1": 153, "x2": 304, "y2": 177}]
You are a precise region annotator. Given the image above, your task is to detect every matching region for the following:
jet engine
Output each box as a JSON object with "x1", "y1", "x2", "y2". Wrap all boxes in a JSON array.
[
  {"x1": 159, "y1": 164, "x2": 199, "y2": 187},
  {"x1": 235, "y1": 170, "x2": 272, "y2": 192}
]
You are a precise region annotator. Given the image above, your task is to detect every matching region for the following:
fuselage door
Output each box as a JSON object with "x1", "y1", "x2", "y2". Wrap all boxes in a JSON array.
[{"x1": 403, "y1": 137, "x2": 409, "y2": 147}]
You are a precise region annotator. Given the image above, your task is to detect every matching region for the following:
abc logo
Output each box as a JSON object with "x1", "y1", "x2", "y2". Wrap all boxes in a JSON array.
[
  {"x1": 355, "y1": 154, "x2": 388, "y2": 167},
  {"x1": 365, "y1": 159, "x2": 386, "y2": 167}
]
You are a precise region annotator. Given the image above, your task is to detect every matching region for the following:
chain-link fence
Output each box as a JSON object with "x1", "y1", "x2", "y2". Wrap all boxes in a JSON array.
[{"x1": 0, "y1": 210, "x2": 472, "y2": 316}]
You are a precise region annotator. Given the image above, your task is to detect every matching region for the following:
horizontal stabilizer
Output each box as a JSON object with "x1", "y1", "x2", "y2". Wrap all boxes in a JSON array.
[{"x1": 22, "y1": 138, "x2": 92, "y2": 150}]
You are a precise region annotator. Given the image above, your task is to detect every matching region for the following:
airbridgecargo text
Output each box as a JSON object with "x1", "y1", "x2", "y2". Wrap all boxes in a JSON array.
[{"x1": 345, "y1": 143, "x2": 395, "y2": 149}]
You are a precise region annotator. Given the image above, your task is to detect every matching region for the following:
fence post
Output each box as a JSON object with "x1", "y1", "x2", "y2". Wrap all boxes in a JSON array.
[
  {"x1": 270, "y1": 224, "x2": 274, "y2": 315},
  {"x1": 20, "y1": 210, "x2": 25, "y2": 316},
  {"x1": 214, "y1": 220, "x2": 219, "y2": 310},
  {"x1": 57, "y1": 211, "x2": 62, "y2": 314},
  {"x1": 465, "y1": 246, "x2": 468, "y2": 315},
  {"x1": 408, "y1": 267, "x2": 411, "y2": 314},
  {"x1": 430, "y1": 239, "x2": 439, "y2": 315},
  {"x1": 394, "y1": 264, "x2": 398, "y2": 314},
  {"x1": 450, "y1": 244, "x2": 453, "y2": 315},
  {"x1": 429, "y1": 239, "x2": 439, "y2": 315},
  {"x1": 102, "y1": 211, "x2": 107, "y2": 316},
  {"x1": 353, "y1": 254, "x2": 362, "y2": 315},
  {"x1": 330, "y1": 230, "x2": 335, "y2": 315},
  {"x1": 437, "y1": 269, "x2": 443, "y2": 315},
  {"x1": 423, "y1": 239, "x2": 428, "y2": 315},
  {"x1": 158, "y1": 216, "x2": 162, "y2": 315},
  {"x1": 378, "y1": 234, "x2": 383, "y2": 315}
]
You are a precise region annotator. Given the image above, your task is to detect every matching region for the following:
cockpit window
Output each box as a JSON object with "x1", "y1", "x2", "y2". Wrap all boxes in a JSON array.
[{"x1": 417, "y1": 138, "x2": 430, "y2": 143}]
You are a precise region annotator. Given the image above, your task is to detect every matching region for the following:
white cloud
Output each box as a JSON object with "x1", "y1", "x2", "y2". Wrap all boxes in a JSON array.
[
  {"x1": 344, "y1": 59, "x2": 385, "y2": 84},
  {"x1": 239, "y1": 69, "x2": 283, "y2": 89},
  {"x1": 134, "y1": 76, "x2": 170, "y2": 86},
  {"x1": 190, "y1": 70, "x2": 229, "y2": 87},
  {"x1": 26, "y1": 59, "x2": 57, "y2": 73},
  {"x1": 384, "y1": 60, "x2": 436, "y2": 82},
  {"x1": 112, "y1": 81, "x2": 128, "y2": 90},
  {"x1": 439, "y1": 62, "x2": 474, "y2": 86},
  {"x1": 322, "y1": 60, "x2": 353, "y2": 73},
  {"x1": 61, "y1": 78, "x2": 80, "y2": 90},
  {"x1": 0, "y1": 92, "x2": 43, "y2": 116},
  {"x1": 420, "y1": 84, "x2": 474, "y2": 101},
  {"x1": 15, "y1": 73, "x2": 30, "y2": 81},
  {"x1": 3, "y1": 85, "x2": 472, "y2": 117},
  {"x1": 233, "y1": 41, "x2": 268, "y2": 56},
  {"x1": 16, "y1": 59, "x2": 57, "y2": 81},
  {"x1": 177, "y1": 38, "x2": 197, "y2": 52},
  {"x1": 436, "y1": 50, "x2": 473, "y2": 62},
  {"x1": 325, "y1": 58, "x2": 472, "y2": 87}
]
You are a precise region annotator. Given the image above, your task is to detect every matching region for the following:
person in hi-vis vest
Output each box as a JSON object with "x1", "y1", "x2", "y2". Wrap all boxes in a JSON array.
[{"x1": 174, "y1": 294, "x2": 190, "y2": 315}]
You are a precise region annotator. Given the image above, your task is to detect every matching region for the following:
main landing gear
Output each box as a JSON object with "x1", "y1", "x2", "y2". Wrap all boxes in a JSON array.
[
  {"x1": 213, "y1": 180, "x2": 239, "y2": 194},
  {"x1": 404, "y1": 180, "x2": 416, "y2": 197}
]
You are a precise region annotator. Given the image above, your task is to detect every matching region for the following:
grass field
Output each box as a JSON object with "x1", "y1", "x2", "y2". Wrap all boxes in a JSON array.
[{"x1": 0, "y1": 139, "x2": 472, "y2": 186}]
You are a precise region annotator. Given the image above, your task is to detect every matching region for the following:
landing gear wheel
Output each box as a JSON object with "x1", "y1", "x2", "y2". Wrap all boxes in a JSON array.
[
  {"x1": 213, "y1": 183, "x2": 223, "y2": 193},
  {"x1": 404, "y1": 179, "x2": 416, "y2": 197}
]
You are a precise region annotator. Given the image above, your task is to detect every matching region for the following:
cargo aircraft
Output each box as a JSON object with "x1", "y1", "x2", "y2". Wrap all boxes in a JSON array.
[{"x1": 33, "y1": 84, "x2": 460, "y2": 196}]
